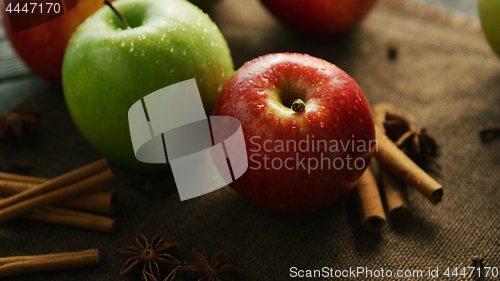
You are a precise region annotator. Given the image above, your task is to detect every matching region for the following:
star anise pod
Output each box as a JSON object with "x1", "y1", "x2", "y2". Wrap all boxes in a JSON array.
[
  {"x1": 383, "y1": 112, "x2": 439, "y2": 156},
  {"x1": 0, "y1": 108, "x2": 41, "y2": 139},
  {"x1": 181, "y1": 249, "x2": 240, "y2": 281},
  {"x1": 116, "y1": 232, "x2": 181, "y2": 280}
]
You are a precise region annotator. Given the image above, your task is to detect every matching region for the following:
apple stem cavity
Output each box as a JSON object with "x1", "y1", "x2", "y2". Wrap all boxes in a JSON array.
[
  {"x1": 103, "y1": 0, "x2": 130, "y2": 29},
  {"x1": 291, "y1": 99, "x2": 306, "y2": 113}
]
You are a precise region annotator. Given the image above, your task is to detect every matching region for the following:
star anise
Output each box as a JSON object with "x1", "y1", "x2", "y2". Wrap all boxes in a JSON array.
[
  {"x1": 116, "y1": 232, "x2": 181, "y2": 280},
  {"x1": 383, "y1": 112, "x2": 439, "y2": 156},
  {"x1": 0, "y1": 108, "x2": 41, "y2": 139},
  {"x1": 181, "y1": 249, "x2": 240, "y2": 281}
]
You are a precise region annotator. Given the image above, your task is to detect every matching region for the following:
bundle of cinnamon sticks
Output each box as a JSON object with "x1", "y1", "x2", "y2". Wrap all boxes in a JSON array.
[
  {"x1": 0, "y1": 158, "x2": 116, "y2": 232},
  {"x1": 355, "y1": 103, "x2": 443, "y2": 232}
]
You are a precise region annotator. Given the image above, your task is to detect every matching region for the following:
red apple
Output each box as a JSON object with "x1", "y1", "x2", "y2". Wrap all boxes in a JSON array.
[
  {"x1": 260, "y1": 0, "x2": 377, "y2": 37},
  {"x1": 2, "y1": 0, "x2": 114, "y2": 83},
  {"x1": 212, "y1": 53, "x2": 375, "y2": 214}
]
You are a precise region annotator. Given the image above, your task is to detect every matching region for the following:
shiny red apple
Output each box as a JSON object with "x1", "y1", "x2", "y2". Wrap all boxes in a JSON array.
[
  {"x1": 212, "y1": 53, "x2": 375, "y2": 214},
  {"x1": 2, "y1": 0, "x2": 114, "y2": 83},
  {"x1": 260, "y1": 0, "x2": 377, "y2": 37}
]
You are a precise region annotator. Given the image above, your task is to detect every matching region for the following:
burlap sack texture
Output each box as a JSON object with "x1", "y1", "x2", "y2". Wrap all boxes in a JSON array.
[{"x1": 0, "y1": 0, "x2": 499, "y2": 280}]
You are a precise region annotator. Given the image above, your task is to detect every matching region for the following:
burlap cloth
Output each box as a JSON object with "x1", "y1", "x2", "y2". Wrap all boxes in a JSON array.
[{"x1": 1, "y1": 0, "x2": 499, "y2": 280}]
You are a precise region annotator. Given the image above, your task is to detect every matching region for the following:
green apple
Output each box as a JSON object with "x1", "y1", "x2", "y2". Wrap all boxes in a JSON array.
[
  {"x1": 478, "y1": 0, "x2": 500, "y2": 57},
  {"x1": 62, "y1": 0, "x2": 234, "y2": 171}
]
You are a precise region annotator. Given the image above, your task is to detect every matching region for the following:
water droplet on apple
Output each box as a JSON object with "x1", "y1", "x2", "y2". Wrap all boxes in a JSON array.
[
  {"x1": 170, "y1": 46, "x2": 174, "y2": 53},
  {"x1": 320, "y1": 122, "x2": 324, "y2": 128},
  {"x1": 257, "y1": 104, "x2": 265, "y2": 108}
]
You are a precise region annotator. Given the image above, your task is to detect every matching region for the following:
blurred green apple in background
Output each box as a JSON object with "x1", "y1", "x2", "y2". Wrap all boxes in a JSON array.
[
  {"x1": 62, "y1": 0, "x2": 234, "y2": 171},
  {"x1": 478, "y1": 0, "x2": 500, "y2": 57}
]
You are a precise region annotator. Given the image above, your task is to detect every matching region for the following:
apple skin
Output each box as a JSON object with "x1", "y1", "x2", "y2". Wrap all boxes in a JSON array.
[
  {"x1": 2, "y1": 0, "x2": 115, "y2": 83},
  {"x1": 62, "y1": 0, "x2": 233, "y2": 171},
  {"x1": 212, "y1": 53, "x2": 375, "y2": 214},
  {"x1": 260, "y1": 0, "x2": 377, "y2": 37},
  {"x1": 478, "y1": 0, "x2": 500, "y2": 57}
]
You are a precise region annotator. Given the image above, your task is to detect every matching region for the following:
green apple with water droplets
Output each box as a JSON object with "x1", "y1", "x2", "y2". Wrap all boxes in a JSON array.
[{"x1": 62, "y1": 0, "x2": 233, "y2": 171}]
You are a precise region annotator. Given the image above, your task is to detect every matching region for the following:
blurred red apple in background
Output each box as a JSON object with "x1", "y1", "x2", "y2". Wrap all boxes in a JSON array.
[
  {"x1": 212, "y1": 53, "x2": 375, "y2": 214},
  {"x1": 2, "y1": 0, "x2": 114, "y2": 83},
  {"x1": 260, "y1": 0, "x2": 377, "y2": 37}
]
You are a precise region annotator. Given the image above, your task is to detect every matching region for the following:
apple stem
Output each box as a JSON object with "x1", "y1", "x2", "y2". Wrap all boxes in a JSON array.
[
  {"x1": 291, "y1": 99, "x2": 306, "y2": 113},
  {"x1": 103, "y1": 0, "x2": 129, "y2": 29}
]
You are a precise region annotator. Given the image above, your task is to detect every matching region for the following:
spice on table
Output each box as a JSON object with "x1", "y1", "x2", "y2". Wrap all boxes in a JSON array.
[
  {"x1": 116, "y1": 232, "x2": 181, "y2": 280},
  {"x1": 0, "y1": 159, "x2": 114, "y2": 224},
  {"x1": 374, "y1": 125, "x2": 443, "y2": 204},
  {"x1": 0, "y1": 174, "x2": 116, "y2": 215},
  {"x1": 0, "y1": 249, "x2": 99, "y2": 278},
  {"x1": 355, "y1": 167, "x2": 386, "y2": 232},
  {"x1": 384, "y1": 112, "x2": 439, "y2": 157},
  {"x1": 0, "y1": 108, "x2": 41, "y2": 139},
  {"x1": 471, "y1": 255, "x2": 485, "y2": 281},
  {"x1": 372, "y1": 103, "x2": 411, "y2": 218},
  {"x1": 181, "y1": 248, "x2": 240, "y2": 281}
]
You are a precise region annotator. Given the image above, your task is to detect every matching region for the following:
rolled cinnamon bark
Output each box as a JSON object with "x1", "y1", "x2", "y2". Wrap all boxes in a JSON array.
[
  {"x1": 374, "y1": 126, "x2": 443, "y2": 204},
  {"x1": 355, "y1": 166, "x2": 386, "y2": 232},
  {"x1": 0, "y1": 169, "x2": 114, "y2": 224},
  {"x1": 372, "y1": 103, "x2": 412, "y2": 217},
  {"x1": 0, "y1": 180, "x2": 115, "y2": 215},
  {"x1": 0, "y1": 195, "x2": 115, "y2": 233},
  {"x1": 0, "y1": 159, "x2": 109, "y2": 210},
  {"x1": 0, "y1": 249, "x2": 99, "y2": 278},
  {"x1": 0, "y1": 172, "x2": 46, "y2": 184},
  {"x1": 381, "y1": 168, "x2": 410, "y2": 218}
]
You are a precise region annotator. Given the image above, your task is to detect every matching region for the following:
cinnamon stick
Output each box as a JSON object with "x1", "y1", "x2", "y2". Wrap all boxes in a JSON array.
[
  {"x1": 381, "y1": 168, "x2": 410, "y2": 218},
  {"x1": 0, "y1": 249, "x2": 96, "y2": 265},
  {"x1": 372, "y1": 103, "x2": 411, "y2": 217},
  {"x1": 0, "y1": 169, "x2": 114, "y2": 224},
  {"x1": 0, "y1": 195, "x2": 115, "y2": 232},
  {"x1": 0, "y1": 249, "x2": 99, "y2": 278},
  {"x1": 0, "y1": 171, "x2": 46, "y2": 184},
  {"x1": 355, "y1": 166, "x2": 386, "y2": 232},
  {"x1": 374, "y1": 125, "x2": 443, "y2": 204},
  {"x1": 22, "y1": 205, "x2": 116, "y2": 233},
  {"x1": 0, "y1": 159, "x2": 109, "y2": 210},
  {"x1": 0, "y1": 180, "x2": 116, "y2": 215}
]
